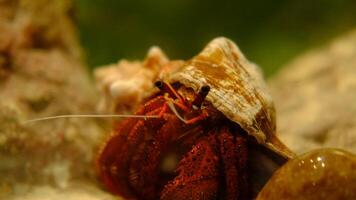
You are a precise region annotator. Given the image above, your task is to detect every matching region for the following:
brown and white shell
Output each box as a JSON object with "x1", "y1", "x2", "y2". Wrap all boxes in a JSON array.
[{"x1": 169, "y1": 37, "x2": 295, "y2": 159}]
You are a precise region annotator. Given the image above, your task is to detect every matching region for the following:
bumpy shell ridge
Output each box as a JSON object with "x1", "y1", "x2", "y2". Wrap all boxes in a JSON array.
[{"x1": 169, "y1": 37, "x2": 294, "y2": 158}]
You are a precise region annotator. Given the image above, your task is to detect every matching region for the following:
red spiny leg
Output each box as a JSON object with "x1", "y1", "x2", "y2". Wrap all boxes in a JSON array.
[
  {"x1": 160, "y1": 127, "x2": 248, "y2": 200},
  {"x1": 129, "y1": 113, "x2": 184, "y2": 200},
  {"x1": 217, "y1": 127, "x2": 248, "y2": 200},
  {"x1": 96, "y1": 96, "x2": 167, "y2": 199},
  {"x1": 160, "y1": 133, "x2": 220, "y2": 200}
]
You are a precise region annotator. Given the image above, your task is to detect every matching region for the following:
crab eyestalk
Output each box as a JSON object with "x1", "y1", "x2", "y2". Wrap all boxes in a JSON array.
[{"x1": 192, "y1": 85, "x2": 210, "y2": 109}]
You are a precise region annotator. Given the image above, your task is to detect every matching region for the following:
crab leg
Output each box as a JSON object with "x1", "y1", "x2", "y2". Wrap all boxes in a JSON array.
[
  {"x1": 217, "y1": 127, "x2": 248, "y2": 200},
  {"x1": 128, "y1": 113, "x2": 183, "y2": 199},
  {"x1": 160, "y1": 127, "x2": 248, "y2": 200},
  {"x1": 160, "y1": 133, "x2": 220, "y2": 200},
  {"x1": 96, "y1": 96, "x2": 167, "y2": 198}
]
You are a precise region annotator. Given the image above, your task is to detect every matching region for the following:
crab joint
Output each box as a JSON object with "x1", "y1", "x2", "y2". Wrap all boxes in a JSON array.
[{"x1": 192, "y1": 85, "x2": 210, "y2": 109}]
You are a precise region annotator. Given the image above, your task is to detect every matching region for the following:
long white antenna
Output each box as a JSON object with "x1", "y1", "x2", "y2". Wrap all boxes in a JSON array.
[{"x1": 23, "y1": 114, "x2": 160, "y2": 124}]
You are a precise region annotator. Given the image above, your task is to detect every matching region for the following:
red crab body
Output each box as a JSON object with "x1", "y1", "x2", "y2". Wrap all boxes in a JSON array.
[{"x1": 97, "y1": 82, "x2": 251, "y2": 200}]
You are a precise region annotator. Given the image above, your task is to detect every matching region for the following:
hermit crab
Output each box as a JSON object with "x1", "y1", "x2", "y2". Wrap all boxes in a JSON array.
[{"x1": 96, "y1": 38, "x2": 295, "y2": 200}]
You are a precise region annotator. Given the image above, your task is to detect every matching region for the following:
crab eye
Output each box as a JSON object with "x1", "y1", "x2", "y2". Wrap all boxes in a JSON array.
[
  {"x1": 192, "y1": 85, "x2": 210, "y2": 108},
  {"x1": 200, "y1": 85, "x2": 210, "y2": 95},
  {"x1": 154, "y1": 80, "x2": 183, "y2": 101},
  {"x1": 154, "y1": 80, "x2": 164, "y2": 90}
]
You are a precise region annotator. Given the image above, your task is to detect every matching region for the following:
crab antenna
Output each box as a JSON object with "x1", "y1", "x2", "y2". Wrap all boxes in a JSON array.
[
  {"x1": 154, "y1": 80, "x2": 182, "y2": 101},
  {"x1": 192, "y1": 85, "x2": 210, "y2": 108},
  {"x1": 23, "y1": 114, "x2": 159, "y2": 124},
  {"x1": 167, "y1": 101, "x2": 187, "y2": 123}
]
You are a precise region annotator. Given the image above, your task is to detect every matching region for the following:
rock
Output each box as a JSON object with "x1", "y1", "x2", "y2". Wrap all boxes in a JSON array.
[
  {"x1": 269, "y1": 29, "x2": 356, "y2": 154},
  {"x1": 0, "y1": 0, "x2": 110, "y2": 198},
  {"x1": 256, "y1": 149, "x2": 356, "y2": 200},
  {"x1": 1, "y1": 181, "x2": 118, "y2": 200}
]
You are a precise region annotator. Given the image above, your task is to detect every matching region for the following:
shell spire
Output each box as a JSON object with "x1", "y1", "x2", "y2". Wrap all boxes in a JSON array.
[{"x1": 169, "y1": 37, "x2": 294, "y2": 159}]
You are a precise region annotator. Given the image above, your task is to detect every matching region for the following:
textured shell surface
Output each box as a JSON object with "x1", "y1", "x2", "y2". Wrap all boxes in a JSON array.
[{"x1": 169, "y1": 37, "x2": 294, "y2": 159}]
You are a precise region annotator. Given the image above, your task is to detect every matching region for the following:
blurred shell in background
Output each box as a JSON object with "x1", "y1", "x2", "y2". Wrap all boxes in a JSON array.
[{"x1": 94, "y1": 46, "x2": 183, "y2": 114}]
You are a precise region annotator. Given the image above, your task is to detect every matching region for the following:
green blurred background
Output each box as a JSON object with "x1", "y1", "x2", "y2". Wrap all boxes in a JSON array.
[{"x1": 75, "y1": 0, "x2": 356, "y2": 77}]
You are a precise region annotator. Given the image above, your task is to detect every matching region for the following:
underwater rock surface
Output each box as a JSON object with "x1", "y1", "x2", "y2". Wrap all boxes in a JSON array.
[
  {"x1": 0, "y1": 0, "x2": 111, "y2": 199},
  {"x1": 5, "y1": 181, "x2": 118, "y2": 200}
]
